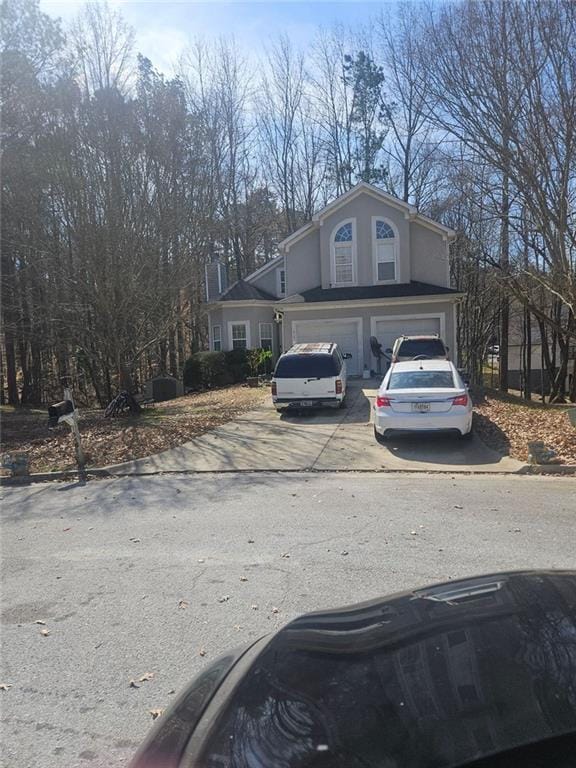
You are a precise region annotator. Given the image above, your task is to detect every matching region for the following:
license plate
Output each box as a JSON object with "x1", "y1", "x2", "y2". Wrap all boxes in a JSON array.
[
  {"x1": 412, "y1": 402, "x2": 430, "y2": 412},
  {"x1": 299, "y1": 401, "x2": 314, "y2": 407}
]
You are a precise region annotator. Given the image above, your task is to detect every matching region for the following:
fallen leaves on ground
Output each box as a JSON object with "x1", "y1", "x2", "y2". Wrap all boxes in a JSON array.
[
  {"x1": 0, "y1": 683, "x2": 13, "y2": 691},
  {"x1": 178, "y1": 599, "x2": 189, "y2": 610},
  {"x1": 139, "y1": 672, "x2": 154, "y2": 682},
  {"x1": 1, "y1": 385, "x2": 270, "y2": 474},
  {"x1": 149, "y1": 708, "x2": 164, "y2": 720},
  {"x1": 40, "y1": 628, "x2": 50, "y2": 637},
  {"x1": 474, "y1": 392, "x2": 576, "y2": 464}
]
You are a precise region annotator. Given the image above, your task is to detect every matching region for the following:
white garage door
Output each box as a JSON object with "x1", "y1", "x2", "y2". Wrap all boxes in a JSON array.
[
  {"x1": 292, "y1": 319, "x2": 361, "y2": 375},
  {"x1": 373, "y1": 316, "x2": 442, "y2": 355}
]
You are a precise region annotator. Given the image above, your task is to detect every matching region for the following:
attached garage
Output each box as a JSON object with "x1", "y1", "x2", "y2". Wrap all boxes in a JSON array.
[
  {"x1": 292, "y1": 318, "x2": 363, "y2": 375},
  {"x1": 371, "y1": 314, "x2": 444, "y2": 355}
]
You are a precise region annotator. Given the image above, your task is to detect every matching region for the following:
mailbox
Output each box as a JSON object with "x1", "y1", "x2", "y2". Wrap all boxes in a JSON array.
[{"x1": 48, "y1": 400, "x2": 74, "y2": 427}]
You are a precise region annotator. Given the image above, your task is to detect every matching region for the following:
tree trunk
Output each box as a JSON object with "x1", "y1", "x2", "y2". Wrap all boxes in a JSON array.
[
  {"x1": 168, "y1": 327, "x2": 177, "y2": 378},
  {"x1": 499, "y1": 174, "x2": 510, "y2": 392},
  {"x1": 4, "y1": 331, "x2": 19, "y2": 406},
  {"x1": 30, "y1": 340, "x2": 42, "y2": 404},
  {"x1": 523, "y1": 307, "x2": 532, "y2": 400}
]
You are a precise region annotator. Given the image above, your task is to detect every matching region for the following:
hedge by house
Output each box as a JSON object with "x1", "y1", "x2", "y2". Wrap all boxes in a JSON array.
[{"x1": 183, "y1": 349, "x2": 251, "y2": 390}]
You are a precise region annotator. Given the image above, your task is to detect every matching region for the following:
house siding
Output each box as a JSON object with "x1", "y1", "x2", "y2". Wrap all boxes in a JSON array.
[
  {"x1": 284, "y1": 229, "x2": 321, "y2": 295},
  {"x1": 215, "y1": 304, "x2": 278, "y2": 354},
  {"x1": 250, "y1": 262, "x2": 284, "y2": 298},
  {"x1": 280, "y1": 300, "x2": 457, "y2": 374},
  {"x1": 319, "y1": 195, "x2": 411, "y2": 288},
  {"x1": 410, "y1": 223, "x2": 450, "y2": 288}
]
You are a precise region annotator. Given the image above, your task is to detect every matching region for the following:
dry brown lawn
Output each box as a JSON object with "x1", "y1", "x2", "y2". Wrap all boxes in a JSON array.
[
  {"x1": 1, "y1": 385, "x2": 269, "y2": 474},
  {"x1": 474, "y1": 391, "x2": 576, "y2": 465}
]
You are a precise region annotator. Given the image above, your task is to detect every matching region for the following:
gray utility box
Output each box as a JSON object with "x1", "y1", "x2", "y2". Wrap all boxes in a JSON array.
[{"x1": 144, "y1": 374, "x2": 184, "y2": 402}]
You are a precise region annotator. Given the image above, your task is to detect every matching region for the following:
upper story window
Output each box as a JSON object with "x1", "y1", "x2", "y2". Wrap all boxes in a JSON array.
[
  {"x1": 373, "y1": 218, "x2": 397, "y2": 283},
  {"x1": 331, "y1": 220, "x2": 356, "y2": 286},
  {"x1": 277, "y1": 268, "x2": 286, "y2": 296}
]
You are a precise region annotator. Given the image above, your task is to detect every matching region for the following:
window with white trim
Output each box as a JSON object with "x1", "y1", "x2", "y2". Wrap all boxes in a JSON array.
[
  {"x1": 231, "y1": 323, "x2": 248, "y2": 350},
  {"x1": 332, "y1": 221, "x2": 355, "y2": 285},
  {"x1": 259, "y1": 322, "x2": 273, "y2": 351},
  {"x1": 374, "y1": 219, "x2": 397, "y2": 282},
  {"x1": 212, "y1": 324, "x2": 222, "y2": 351},
  {"x1": 277, "y1": 269, "x2": 286, "y2": 296}
]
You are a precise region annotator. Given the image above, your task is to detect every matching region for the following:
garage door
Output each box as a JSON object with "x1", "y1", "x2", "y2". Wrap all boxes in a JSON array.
[
  {"x1": 373, "y1": 316, "x2": 442, "y2": 355},
  {"x1": 292, "y1": 319, "x2": 361, "y2": 375}
]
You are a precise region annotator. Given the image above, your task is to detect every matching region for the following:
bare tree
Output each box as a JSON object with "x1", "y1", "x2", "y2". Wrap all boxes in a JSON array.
[{"x1": 70, "y1": 0, "x2": 135, "y2": 95}]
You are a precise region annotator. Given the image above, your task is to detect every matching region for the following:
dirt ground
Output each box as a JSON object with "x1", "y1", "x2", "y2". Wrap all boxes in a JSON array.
[
  {"x1": 0, "y1": 385, "x2": 270, "y2": 474},
  {"x1": 474, "y1": 390, "x2": 576, "y2": 465}
]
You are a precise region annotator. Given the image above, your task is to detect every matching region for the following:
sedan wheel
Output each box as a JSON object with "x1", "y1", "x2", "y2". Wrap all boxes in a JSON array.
[{"x1": 374, "y1": 426, "x2": 387, "y2": 444}]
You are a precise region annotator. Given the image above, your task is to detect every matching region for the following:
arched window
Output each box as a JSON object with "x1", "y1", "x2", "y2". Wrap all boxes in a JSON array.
[
  {"x1": 331, "y1": 220, "x2": 355, "y2": 285},
  {"x1": 373, "y1": 218, "x2": 397, "y2": 282}
]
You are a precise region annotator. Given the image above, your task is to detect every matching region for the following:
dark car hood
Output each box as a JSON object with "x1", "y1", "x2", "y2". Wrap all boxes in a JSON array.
[{"x1": 192, "y1": 570, "x2": 576, "y2": 768}]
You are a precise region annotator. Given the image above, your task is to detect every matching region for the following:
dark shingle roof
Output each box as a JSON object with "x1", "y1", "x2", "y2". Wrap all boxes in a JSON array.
[
  {"x1": 279, "y1": 281, "x2": 461, "y2": 304},
  {"x1": 219, "y1": 279, "x2": 276, "y2": 302}
]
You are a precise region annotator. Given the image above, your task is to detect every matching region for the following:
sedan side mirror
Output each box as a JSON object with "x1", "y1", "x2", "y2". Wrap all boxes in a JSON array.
[{"x1": 385, "y1": 348, "x2": 393, "y2": 354}]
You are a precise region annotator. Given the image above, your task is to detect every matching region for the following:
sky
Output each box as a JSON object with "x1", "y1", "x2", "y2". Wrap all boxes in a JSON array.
[{"x1": 40, "y1": 0, "x2": 396, "y2": 76}]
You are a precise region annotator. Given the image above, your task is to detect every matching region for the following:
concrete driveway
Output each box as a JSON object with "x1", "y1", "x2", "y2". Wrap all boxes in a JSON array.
[{"x1": 109, "y1": 380, "x2": 523, "y2": 474}]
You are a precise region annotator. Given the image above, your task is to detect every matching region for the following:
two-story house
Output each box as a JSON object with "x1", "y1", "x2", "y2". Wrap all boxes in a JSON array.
[{"x1": 206, "y1": 182, "x2": 462, "y2": 375}]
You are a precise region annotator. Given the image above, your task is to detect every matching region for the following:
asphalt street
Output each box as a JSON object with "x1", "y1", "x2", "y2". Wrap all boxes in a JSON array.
[{"x1": 1, "y1": 472, "x2": 575, "y2": 768}]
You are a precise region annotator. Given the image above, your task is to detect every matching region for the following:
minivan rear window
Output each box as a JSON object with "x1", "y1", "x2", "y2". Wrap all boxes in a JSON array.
[
  {"x1": 388, "y1": 370, "x2": 454, "y2": 389},
  {"x1": 274, "y1": 354, "x2": 338, "y2": 378},
  {"x1": 397, "y1": 339, "x2": 446, "y2": 358}
]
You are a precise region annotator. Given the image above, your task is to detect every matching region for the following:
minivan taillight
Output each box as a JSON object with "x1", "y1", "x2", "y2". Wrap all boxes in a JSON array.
[
  {"x1": 376, "y1": 395, "x2": 392, "y2": 407},
  {"x1": 271, "y1": 382, "x2": 277, "y2": 397},
  {"x1": 452, "y1": 394, "x2": 468, "y2": 407},
  {"x1": 335, "y1": 379, "x2": 343, "y2": 394}
]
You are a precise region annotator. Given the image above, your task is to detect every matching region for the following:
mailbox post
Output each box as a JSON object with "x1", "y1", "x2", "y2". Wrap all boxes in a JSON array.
[{"x1": 48, "y1": 387, "x2": 85, "y2": 471}]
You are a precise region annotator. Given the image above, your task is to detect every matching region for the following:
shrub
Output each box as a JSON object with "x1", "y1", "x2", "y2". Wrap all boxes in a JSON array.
[
  {"x1": 225, "y1": 348, "x2": 249, "y2": 383},
  {"x1": 183, "y1": 355, "x2": 202, "y2": 389},
  {"x1": 247, "y1": 348, "x2": 273, "y2": 377},
  {"x1": 183, "y1": 351, "x2": 231, "y2": 390}
]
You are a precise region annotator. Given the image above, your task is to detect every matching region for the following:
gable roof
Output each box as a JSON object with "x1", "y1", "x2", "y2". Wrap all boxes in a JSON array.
[
  {"x1": 218, "y1": 279, "x2": 276, "y2": 302},
  {"x1": 245, "y1": 255, "x2": 284, "y2": 284},
  {"x1": 278, "y1": 281, "x2": 461, "y2": 304},
  {"x1": 279, "y1": 182, "x2": 456, "y2": 251}
]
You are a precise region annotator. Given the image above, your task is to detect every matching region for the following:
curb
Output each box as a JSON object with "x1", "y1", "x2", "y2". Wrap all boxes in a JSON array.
[
  {"x1": 519, "y1": 464, "x2": 576, "y2": 476},
  {"x1": 2, "y1": 464, "x2": 576, "y2": 486}
]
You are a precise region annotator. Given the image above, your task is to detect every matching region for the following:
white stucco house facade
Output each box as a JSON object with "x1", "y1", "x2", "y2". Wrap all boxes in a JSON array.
[{"x1": 206, "y1": 182, "x2": 462, "y2": 375}]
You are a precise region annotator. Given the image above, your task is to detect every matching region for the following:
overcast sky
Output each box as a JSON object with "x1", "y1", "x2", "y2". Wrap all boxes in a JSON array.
[{"x1": 40, "y1": 1, "x2": 395, "y2": 75}]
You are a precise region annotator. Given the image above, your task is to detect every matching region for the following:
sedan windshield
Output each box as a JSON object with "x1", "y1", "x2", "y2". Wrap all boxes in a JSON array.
[{"x1": 388, "y1": 370, "x2": 455, "y2": 389}]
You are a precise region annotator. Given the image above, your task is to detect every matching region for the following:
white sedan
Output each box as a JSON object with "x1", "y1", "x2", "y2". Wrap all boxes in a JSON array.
[{"x1": 373, "y1": 360, "x2": 473, "y2": 441}]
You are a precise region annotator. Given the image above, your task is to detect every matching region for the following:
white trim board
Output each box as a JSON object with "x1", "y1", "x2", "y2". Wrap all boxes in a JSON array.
[
  {"x1": 371, "y1": 215, "x2": 399, "y2": 285},
  {"x1": 209, "y1": 300, "x2": 275, "y2": 309},
  {"x1": 277, "y1": 294, "x2": 462, "y2": 312},
  {"x1": 227, "y1": 320, "x2": 251, "y2": 350},
  {"x1": 330, "y1": 217, "x2": 358, "y2": 288},
  {"x1": 246, "y1": 255, "x2": 285, "y2": 283}
]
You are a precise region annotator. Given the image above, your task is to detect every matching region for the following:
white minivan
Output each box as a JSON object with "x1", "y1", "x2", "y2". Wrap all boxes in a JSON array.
[{"x1": 272, "y1": 343, "x2": 350, "y2": 412}]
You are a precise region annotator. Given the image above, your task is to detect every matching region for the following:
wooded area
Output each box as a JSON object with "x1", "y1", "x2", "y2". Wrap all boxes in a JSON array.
[{"x1": 1, "y1": 0, "x2": 575, "y2": 406}]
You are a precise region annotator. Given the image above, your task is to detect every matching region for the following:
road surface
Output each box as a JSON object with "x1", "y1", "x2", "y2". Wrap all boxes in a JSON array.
[{"x1": 1, "y1": 472, "x2": 574, "y2": 767}]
